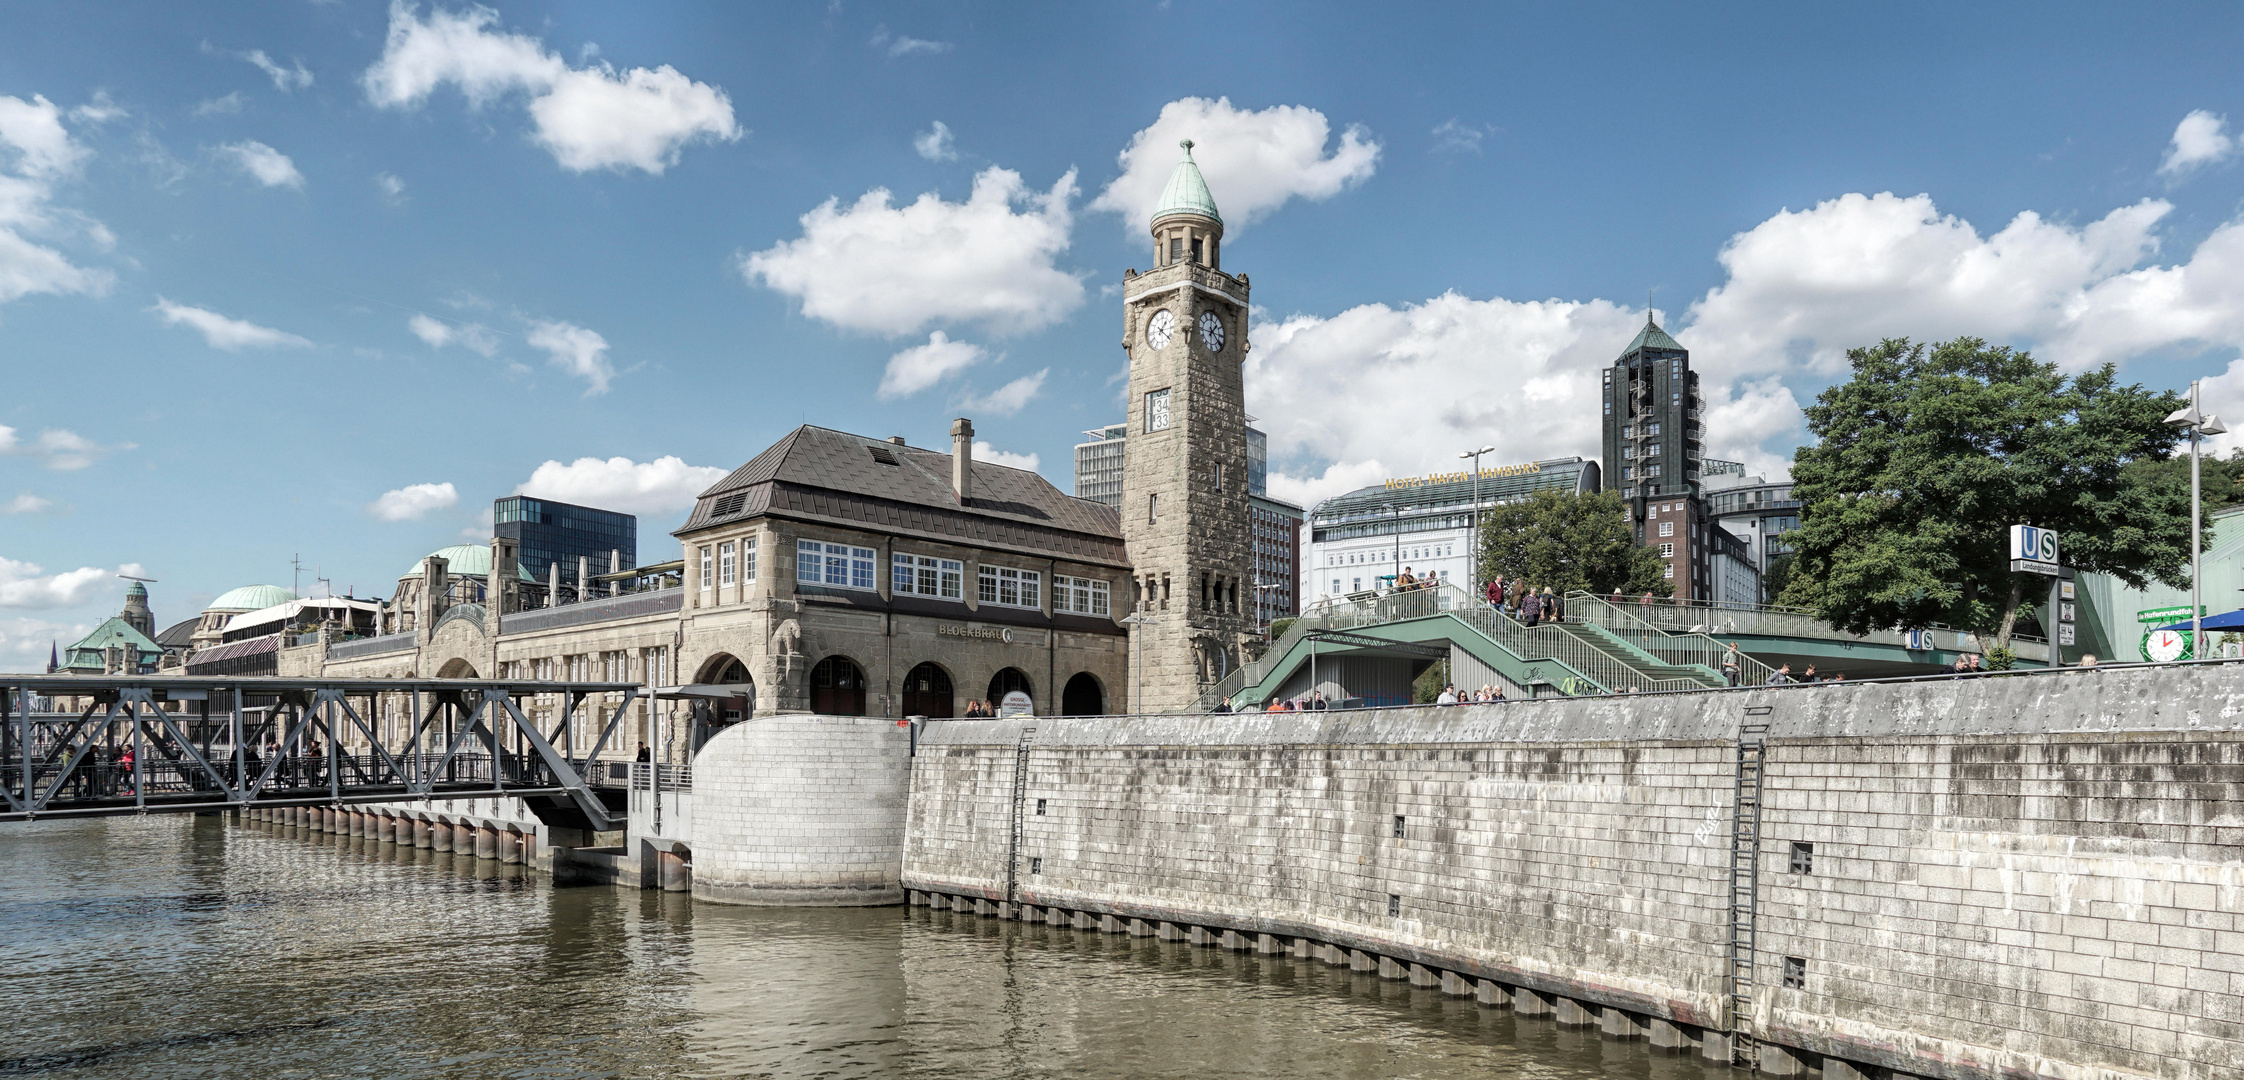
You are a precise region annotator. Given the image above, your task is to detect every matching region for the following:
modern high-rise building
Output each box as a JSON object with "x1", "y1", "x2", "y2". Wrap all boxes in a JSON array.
[
  {"x1": 1073, "y1": 423, "x2": 1129, "y2": 508},
  {"x1": 492, "y1": 495, "x2": 637, "y2": 591},
  {"x1": 1601, "y1": 315, "x2": 1711, "y2": 599}
]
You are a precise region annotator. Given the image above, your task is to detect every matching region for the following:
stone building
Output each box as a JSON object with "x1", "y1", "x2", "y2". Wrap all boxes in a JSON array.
[{"x1": 1117, "y1": 140, "x2": 1258, "y2": 710}]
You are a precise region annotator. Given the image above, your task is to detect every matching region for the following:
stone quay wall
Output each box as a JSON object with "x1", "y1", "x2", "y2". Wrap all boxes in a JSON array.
[
  {"x1": 690, "y1": 713, "x2": 913, "y2": 906},
  {"x1": 899, "y1": 665, "x2": 2244, "y2": 1080}
]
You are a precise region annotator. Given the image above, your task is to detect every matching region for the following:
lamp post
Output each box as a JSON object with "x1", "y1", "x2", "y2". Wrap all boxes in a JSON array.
[
  {"x1": 1459, "y1": 445, "x2": 1495, "y2": 588},
  {"x1": 2165, "y1": 379, "x2": 2228, "y2": 654},
  {"x1": 1121, "y1": 604, "x2": 1162, "y2": 713},
  {"x1": 1378, "y1": 502, "x2": 1402, "y2": 590}
]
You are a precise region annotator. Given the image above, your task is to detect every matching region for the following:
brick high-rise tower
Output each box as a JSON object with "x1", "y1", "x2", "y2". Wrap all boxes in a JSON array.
[{"x1": 1119, "y1": 141, "x2": 1255, "y2": 711}]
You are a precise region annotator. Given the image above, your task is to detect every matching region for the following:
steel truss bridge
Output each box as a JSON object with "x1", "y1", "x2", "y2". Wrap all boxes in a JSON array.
[{"x1": 0, "y1": 675, "x2": 641, "y2": 831}]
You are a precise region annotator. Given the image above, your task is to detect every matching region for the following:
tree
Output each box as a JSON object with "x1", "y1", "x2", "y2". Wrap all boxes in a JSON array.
[
  {"x1": 1779, "y1": 337, "x2": 2193, "y2": 647},
  {"x1": 1476, "y1": 489, "x2": 1670, "y2": 597}
]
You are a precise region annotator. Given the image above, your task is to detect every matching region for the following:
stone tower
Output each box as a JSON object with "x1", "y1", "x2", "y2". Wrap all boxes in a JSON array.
[
  {"x1": 1118, "y1": 140, "x2": 1256, "y2": 711},
  {"x1": 120, "y1": 580, "x2": 154, "y2": 638}
]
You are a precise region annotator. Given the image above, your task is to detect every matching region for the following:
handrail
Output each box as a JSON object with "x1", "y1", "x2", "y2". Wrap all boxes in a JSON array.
[
  {"x1": 1564, "y1": 592, "x2": 1776, "y2": 686},
  {"x1": 1572, "y1": 591, "x2": 2049, "y2": 648}
]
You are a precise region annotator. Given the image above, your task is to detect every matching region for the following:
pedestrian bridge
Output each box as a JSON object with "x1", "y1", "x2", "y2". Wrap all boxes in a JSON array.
[
  {"x1": 1194, "y1": 585, "x2": 2053, "y2": 709},
  {"x1": 0, "y1": 675, "x2": 640, "y2": 830}
]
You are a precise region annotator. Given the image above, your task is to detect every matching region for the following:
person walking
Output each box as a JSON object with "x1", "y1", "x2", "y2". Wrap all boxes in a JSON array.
[
  {"x1": 1542, "y1": 587, "x2": 1562, "y2": 623},
  {"x1": 1721, "y1": 644, "x2": 1742, "y2": 687},
  {"x1": 1521, "y1": 589, "x2": 1543, "y2": 627},
  {"x1": 1310, "y1": 691, "x2": 1329, "y2": 710},
  {"x1": 1435, "y1": 684, "x2": 1458, "y2": 705},
  {"x1": 1766, "y1": 664, "x2": 1792, "y2": 685},
  {"x1": 1485, "y1": 576, "x2": 1503, "y2": 608}
]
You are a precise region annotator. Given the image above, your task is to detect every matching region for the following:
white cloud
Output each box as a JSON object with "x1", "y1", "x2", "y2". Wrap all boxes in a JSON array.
[
  {"x1": 408, "y1": 312, "x2": 499, "y2": 356},
  {"x1": 0, "y1": 615, "x2": 91, "y2": 662},
  {"x1": 152, "y1": 297, "x2": 312, "y2": 350},
  {"x1": 69, "y1": 93, "x2": 125, "y2": 125},
  {"x1": 526, "y1": 319, "x2": 614, "y2": 394},
  {"x1": 3, "y1": 493, "x2": 52, "y2": 514},
  {"x1": 1091, "y1": 97, "x2": 1379, "y2": 234},
  {"x1": 375, "y1": 171, "x2": 407, "y2": 204},
  {"x1": 193, "y1": 92, "x2": 245, "y2": 117},
  {"x1": 368, "y1": 481, "x2": 458, "y2": 521},
  {"x1": 1, "y1": 425, "x2": 130, "y2": 471},
  {"x1": 0, "y1": 94, "x2": 114, "y2": 308},
  {"x1": 743, "y1": 166, "x2": 1082, "y2": 336},
  {"x1": 1268, "y1": 459, "x2": 1389, "y2": 510},
  {"x1": 2162, "y1": 110, "x2": 2234, "y2": 176},
  {"x1": 879, "y1": 331, "x2": 985, "y2": 398},
  {"x1": 914, "y1": 120, "x2": 957, "y2": 162},
  {"x1": 870, "y1": 26, "x2": 951, "y2": 57},
  {"x1": 218, "y1": 140, "x2": 304, "y2": 188},
  {"x1": 0, "y1": 556, "x2": 129, "y2": 609},
  {"x1": 515, "y1": 455, "x2": 728, "y2": 517},
  {"x1": 362, "y1": 2, "x2": 739, "y2": 174},
  {"x1": 971, "y1": 441, "x2": 1038, "y2": 472},
  {"x1": 1431, "y1": 118, "x2": 1489, "y2": 154},
  {"x1": 243, "y1": 49, "x2": 314, "y2": 91},
  {"x1": 963, "y1": 368, "x2": 1047, "y2": 417}
]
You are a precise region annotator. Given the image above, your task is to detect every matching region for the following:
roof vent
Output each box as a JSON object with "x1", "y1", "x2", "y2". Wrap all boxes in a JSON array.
[
  {"x1": 869, "y1": 446, "x2": 899, "y2": 466},
  {"x1": 709, "y1": 492, "x2": 747, "y2": 518}
]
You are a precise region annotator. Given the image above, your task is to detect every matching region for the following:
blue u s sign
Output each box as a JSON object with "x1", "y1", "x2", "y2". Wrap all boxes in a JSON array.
[{"x1": 2009, "y1": 525, "x2": 2060, "y2": 564}]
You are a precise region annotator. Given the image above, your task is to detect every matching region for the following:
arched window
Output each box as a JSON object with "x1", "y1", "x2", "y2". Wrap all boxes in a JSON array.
[
  {"x1": 901, "y1": 662, "x2": 954, "y2": 719},
  {"x1": 986, "y1": 668, "x2": 1032, "y2": 713},
  {"x1": 1062, "y1": 672, "x2": 1104, "y2": 716},
  {"x1": 811, "y1": 655, "x2": 866, "y2": 716},
  {"x1": 698, "y1": 654, "x2": 754, "y2": 722}
]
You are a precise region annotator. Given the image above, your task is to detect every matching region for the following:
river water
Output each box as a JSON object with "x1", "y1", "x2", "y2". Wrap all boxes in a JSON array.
[{"x1": 0, "y1": 816, "x2": 1736, "y2": 1079}]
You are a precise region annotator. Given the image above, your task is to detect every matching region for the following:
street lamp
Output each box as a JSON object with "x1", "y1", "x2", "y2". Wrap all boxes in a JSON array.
[
  {"x1": 1459, "y1": 445, "x2": 1495, "y2": 589},
  {"x1": 2165, "y1": 379, "x2": 2228, "y2": 652},
  {"x1": 1120, "y1": 603, "x2": 1163, "y2": 713},
  {"x1": 1378, "y1": 502, "x2": 1402, "y2": 590}
]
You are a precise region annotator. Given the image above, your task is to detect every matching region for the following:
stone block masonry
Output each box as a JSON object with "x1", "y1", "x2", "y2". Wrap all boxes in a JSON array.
[
  {"x1": 691, "y1": 713, "x2": 912, "y2": 906},
  {"x1": 900, "y1": 666, "x2": 2244, "y2": 1080}
]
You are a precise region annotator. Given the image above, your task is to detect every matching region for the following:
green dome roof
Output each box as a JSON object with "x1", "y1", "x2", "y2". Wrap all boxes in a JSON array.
[
  {"x1": 399, "y1": 544, "x2": 536, "y2": 582},
  {"x1": 1150, "y1": 139, "x2": 1222, "y2": 226},
  {"x1": 204, "y1": 584, "x2": 298, "y2": 613},
  {"x1": 1622, "y1": 314, "x2": 1686, "y2": 357},
  {"x1": 125, "y1": 581, "x2": 147, "y2": 599}
]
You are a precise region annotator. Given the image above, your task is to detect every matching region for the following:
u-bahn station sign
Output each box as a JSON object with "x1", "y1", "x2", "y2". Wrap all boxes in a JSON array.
[
  {"x1": 2009, "y1": 524, "x2": 2061, "y2": 576},
  {"x1": 1385, "y1": 462, "x2": 1543, "y2": 489}
]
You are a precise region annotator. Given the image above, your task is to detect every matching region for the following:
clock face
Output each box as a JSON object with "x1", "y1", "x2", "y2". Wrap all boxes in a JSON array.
[
  {"x1": 2144, "y1": 628, "x2": 2192, "y2": 663},
  {"x1": 1146, "y1": 309, "x2": 1175, "y2": 350},
  {"x1": 1198, "y1": 310, "x2": 1225, "y2": 352}
]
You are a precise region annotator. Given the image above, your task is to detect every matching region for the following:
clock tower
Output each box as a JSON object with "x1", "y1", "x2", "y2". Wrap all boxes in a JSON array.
[{"x1": 1119, "y1": 140, "x2": 1256, "y2": 711}]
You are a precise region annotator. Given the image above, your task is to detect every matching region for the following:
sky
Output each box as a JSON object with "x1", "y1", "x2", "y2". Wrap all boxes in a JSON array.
[{"x1": 9, "y1": 1, "x2": 2244, "y2": 657}]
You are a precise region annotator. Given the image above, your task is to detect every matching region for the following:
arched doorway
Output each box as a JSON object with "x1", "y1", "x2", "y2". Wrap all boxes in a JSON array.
[
  {"x1": 901, "y1": 662, "x2": 953, "y2": 718},
  {"x1": 987, "y1": 668, "x2": 1032, "y2": 714},
  {"x1": 435, "y1": 658, "x2": 479, "y2": 679},
  {"x1": 1062, "y1": 672, "x2": 1104, "y2": 716},
  {"x1": 697, "y1": 654, "x2": 754, "y2": 723},
  {"x1": 811, "y1": 655, "x2": 867, "y2": 716}
]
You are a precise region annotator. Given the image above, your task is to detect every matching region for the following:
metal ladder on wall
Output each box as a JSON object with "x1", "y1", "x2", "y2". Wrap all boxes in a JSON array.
[
  {"x1": 1004, "y1": 725, "x2": 1037, "y2": 907},
  {"x1": 1727, "y1": 715, "x2": 1771, "y2": 1065}
]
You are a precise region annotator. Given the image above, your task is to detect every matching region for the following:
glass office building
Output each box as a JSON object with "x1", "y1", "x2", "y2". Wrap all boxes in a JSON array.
[{"x1": 493, "y1": 496, "x2": 637, "y2": 587}]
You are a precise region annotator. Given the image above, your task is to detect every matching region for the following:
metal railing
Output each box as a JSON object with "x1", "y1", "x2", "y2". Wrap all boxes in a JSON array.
[
  {"x1": 1573, "y1": 593, "x2": 2050, "y2": 658},
  {"x1": 1564, "y1": 593, "x2": 1776, "y2": 686}
]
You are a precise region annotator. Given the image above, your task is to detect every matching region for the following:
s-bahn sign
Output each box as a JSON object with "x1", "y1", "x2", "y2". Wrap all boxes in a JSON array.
[{"x1": 2009, "y1": 525, "x2": 2061, "y2": 576}]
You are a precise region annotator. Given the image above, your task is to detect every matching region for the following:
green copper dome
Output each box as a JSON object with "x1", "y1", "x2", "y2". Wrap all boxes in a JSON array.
[
  {"x1": 399, "y1": 544, "x2": 537, "y2": 582},
  {"x1": 1622, "y1": 313, "x2": 1685, "y2": 357},
  {"x1": 204, "y1": 584, "x2": 298, "y2": 613},
  {"x1": 1150, "y1": 139, "x2": 1222, "y2": 226}
]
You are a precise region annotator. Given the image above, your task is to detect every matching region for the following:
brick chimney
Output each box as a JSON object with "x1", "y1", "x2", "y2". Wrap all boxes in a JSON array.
[{"x1": 951, "y1": 418, "x2": 974, "y2": 502}]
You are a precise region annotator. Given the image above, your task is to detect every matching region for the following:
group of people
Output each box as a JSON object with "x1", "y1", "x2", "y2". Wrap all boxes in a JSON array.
[
  {"x1": 1214, "y1": 691, "x2": 1332, "y2": 713},
  {"x1": 1483, "y1": 576, "x2": 1565, "y2": 626},
  {"x1": 1764, "y1": 664, "x2": 1845, "y2": 685},
  {"x1": 958, "y1": 699, "x2": 1000, "y2": 718},
  {"x1": 1433, "y1": 684, "x2": 1506, "y2": 704}
]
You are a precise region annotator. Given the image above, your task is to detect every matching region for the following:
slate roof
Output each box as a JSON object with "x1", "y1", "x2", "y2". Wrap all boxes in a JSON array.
[
  {"x1": 678, "y1": 425, "x2": 1127, "y2": 566},
  {"x1": 155, "y1": 618, "x2": 199, "y2": 649},
  {"x1": 1621, "y1": 314, "x2": 1686, "y2": 358}
]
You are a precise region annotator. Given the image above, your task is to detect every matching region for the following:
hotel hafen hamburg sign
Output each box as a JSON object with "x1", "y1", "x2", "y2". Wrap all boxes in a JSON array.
[
  {"x1": 1384, "y1": 462, "x2": 1543, "y2": 489},
  {"x1": 2137, "y1": 604, "x2": 2204, "y2": 663}
]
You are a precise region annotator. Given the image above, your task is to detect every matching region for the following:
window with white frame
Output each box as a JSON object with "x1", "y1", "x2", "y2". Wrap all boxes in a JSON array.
[
  {"x1": 719, "y1": 541, "x2": 737, "y2": 587},
  {"x1": 1658, "y1": 521, "x2": 1674, "y2": 537},
  {"x1": 1054, "y1": 575, "x2": 1110, "y2": 616},
  {"x1": 699, "y1": 545, "x2": 714, "y2": 591},
  {"x1": 978, "y1": 564, "x2": 1042, "y2": 608},
  {"x1": 1664, "y1": 563, "x2": 1675, "y2": 579},
  {"x1": 742, "y1": 538, "x2": 756, "y2": 582},
  {"x1": 893, "y1": 552, "x2": 964, "y2": 600},
  {"x1": 1659, "y1": 543, "x2": 1675, "y2": 557},
  {"x1": 798, "y1": 540, "x2": 877, "y2": 591}
]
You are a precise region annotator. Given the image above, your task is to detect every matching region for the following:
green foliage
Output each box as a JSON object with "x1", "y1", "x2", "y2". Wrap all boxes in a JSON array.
[
  {"x1": 1761, "y1": 552, "x2": 1796, "y2": 603},
  {"x1": 1412, "y1": 659, "x2": 1450, "y2": 704},
  {"x1": 2123, "y1": 446, "x2": 2244, "y2": 510},
  {"x1": 1267, "y1": 617, "x2": 1296, "y2": 642},
  {"x1": 1778, "y1": 337, "x2": 2192, "y2": 646},
  {"x1": 1982, "y1": 646, "x2": 2018, "y2": 671},
  {"x1": 1476, "y1": 489, "x2": 1670, "y2": 597}
]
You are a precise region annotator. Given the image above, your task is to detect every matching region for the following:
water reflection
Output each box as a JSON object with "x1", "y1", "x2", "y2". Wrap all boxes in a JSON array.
[{"x1": 0, "y1": 817, "x2": 1731, "y2": 1080}]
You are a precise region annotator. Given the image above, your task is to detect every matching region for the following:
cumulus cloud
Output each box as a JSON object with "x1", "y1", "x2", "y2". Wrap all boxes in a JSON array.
[
  {"x1": 972, "y1": 441, "x2": 1039, "y2": 472},
  {"x1": 1091, "y1": 97, "x2": 1379, "y2": 234},
  {"x1": 914, "y1": 120, "x2": 957, "y2": 162},
  {"x1": 0, "y1": 615, "x2": 90, "y2": 662},
  {"x1": 743, "y1": 166, "x2": 1082, "y2": 336},
  {"x1": 879, "y1": 331, "x2": 986, "y2": 398},
  {"x1": 151, "y1": 297, "x2": 312, "y2": 350},
  {"x1": 408, "y1": 312, "x2": 499, "y2": 355},
  {"x1": 526, "y1": 319, "x2": 614, "y2": 394},
  {"x1": 0, "y1": 556, "x2": 133, "y2": 609},
  {"x1": 0, "y1": 425, "x2": 125, "y2": 471},
  {"x1": 962, "y1": 369, "x2": 1047, "y2": 417},
  {"x1": 243, "y1": 49, "x2": 314, "y2": 91},
  {"x1": 870, "y1": 26, "x2": 951, "y2": 57},
  {"x1": 4, "y1": 493, "x2": 52, "y2": 514},
  {"x1": 0, "y1": 94, "x2": 113, "y2": 308},
  {"x1": 367, "y1": 481, "x2": 458, "y2": 521},
  {"x1": 515, "y1": 455, "x2": 728, "y2": 517},
  {"x1": 362, "y1": 2, "x2": 740, "y2": 174},
  {"x1": 2162, "y1": 110, "x2": 2234, "y2": 176},
  {"x1": 218, "y1": 140, "x2": 304, "y2": 187}
]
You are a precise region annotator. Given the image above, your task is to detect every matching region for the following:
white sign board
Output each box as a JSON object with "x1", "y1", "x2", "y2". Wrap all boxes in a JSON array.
[
  {"x1": 2058, "y1": 623, "x2": 2076, "y2": 646},
  {"x1": 2009, "y1": 525, "x2": 2061, "y2": 574},
  {"x1": 997, "y1": 690, "x2": 1035, "y2": 718}
]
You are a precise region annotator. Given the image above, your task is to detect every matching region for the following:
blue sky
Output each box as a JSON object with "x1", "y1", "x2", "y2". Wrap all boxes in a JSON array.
[{"x1": 8, "y1": 1, "x2": 2244, "y2": 654}]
